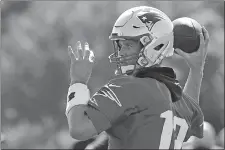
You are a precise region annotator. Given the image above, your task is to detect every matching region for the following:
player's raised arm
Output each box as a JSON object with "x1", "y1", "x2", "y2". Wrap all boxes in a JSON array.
[
  {"x1": 66, "y1": 41, "x2": 98, "y2": 141},
  {"x1": 174, "y1": 21, "x2": 209, "y2": 104}
]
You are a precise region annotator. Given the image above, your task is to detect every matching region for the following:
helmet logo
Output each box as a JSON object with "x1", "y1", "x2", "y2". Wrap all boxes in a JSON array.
[{"x1": 137, "y1": 11, "x2": 164, "y2": 31}]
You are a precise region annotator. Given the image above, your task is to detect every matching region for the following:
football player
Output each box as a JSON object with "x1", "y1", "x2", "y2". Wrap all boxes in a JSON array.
[{"x1": 66, "y1": 6, "x2": 209, "y2": 149}]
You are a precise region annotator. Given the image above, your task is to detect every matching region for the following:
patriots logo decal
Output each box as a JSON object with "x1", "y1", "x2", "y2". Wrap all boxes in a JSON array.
[
  {"x1": 94, "y1": 84, "x2": 122, "y2": 107},
  {"x1": 137, "y1": 11, "x2": 165, "y2": 31},
  {"x1": 89, "y1": 97, "x2": 98, "y2": 106}
]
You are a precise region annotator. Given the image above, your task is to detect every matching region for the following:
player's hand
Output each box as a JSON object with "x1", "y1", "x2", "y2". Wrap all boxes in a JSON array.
[
  {"x1": 175, "y1": 26, "x2": 209, "y2": 72},
  {"x1": 68, "y1": 41, "x2": 95, "y2": 85}
]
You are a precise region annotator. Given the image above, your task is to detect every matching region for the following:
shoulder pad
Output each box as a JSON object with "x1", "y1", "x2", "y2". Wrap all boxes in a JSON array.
[{"x1": 108, "y1": 76, "x2": 134, "y2": 86}]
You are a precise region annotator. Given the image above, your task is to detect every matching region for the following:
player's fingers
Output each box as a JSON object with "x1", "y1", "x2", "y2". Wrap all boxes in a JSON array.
[
  {"x1": 175, "y1": 48, "x2": 189, "y2": 58},
  {"x1": 68, "y1": 45, "x2": 73, "y2": 59},
  {"x1": 68, "y1": 45, "x2": 77, "y2": 61},
  {"x1": 202, "y1": 26, "x2": 210, "y2": 47},
  {"x1": 199, "y1": 27, "x2": 208, "y2": 57},
  {"x1": 89, "y1": 50, "x2": 95, "y2": 63},
  {"x1": 199, "y1": 32, "x2": 205, "y2": 47},
  {"x1": 199, "y1": 27, "x2": 206, "y2": 47},
  {"x1": 76, "y1": 41, "x2": 83, "y2": 60},
  {"x1": 84, "y1": 42, "x2": 91, "y2": 60}
]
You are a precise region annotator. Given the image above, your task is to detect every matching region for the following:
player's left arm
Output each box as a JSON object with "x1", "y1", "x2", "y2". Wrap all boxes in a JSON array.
[
  {"x1": 66, "y1": 41, "x2": 98, "y2": 141},
  {"x1": 66, "y1": 104, "x2": 98, "y2": 141},
  {"x1": 175, "y1": 27, "x2": 209, "y2": 103}
]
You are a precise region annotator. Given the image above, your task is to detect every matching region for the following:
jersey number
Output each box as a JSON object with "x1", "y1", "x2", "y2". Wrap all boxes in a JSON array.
[{"x1": 159, "y1": 110, "x2": 188, "y2": 149}]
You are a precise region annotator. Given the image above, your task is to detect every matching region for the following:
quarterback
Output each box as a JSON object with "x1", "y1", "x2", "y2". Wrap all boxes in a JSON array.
[{"x1": 66, "y1": 6, "x2": 209, "y2": 149}]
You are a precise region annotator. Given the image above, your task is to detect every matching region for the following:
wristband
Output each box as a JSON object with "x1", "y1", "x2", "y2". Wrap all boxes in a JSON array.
[{"x1": 66, "y1": 83, "x2": 90, "y2": 116}]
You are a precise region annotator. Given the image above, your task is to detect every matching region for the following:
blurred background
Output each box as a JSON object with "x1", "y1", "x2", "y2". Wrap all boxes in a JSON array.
[{"x1": 1, "y1": 1, "x2": 224, "y2": 149}]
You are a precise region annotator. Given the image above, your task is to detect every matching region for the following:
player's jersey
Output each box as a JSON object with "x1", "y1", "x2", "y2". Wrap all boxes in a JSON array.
[
  {"x1": 172, "y1": 92, "x2": 204, "y2": 142},
  {"x1": 85, "y1": 73, "x2": 203, "y2": 149}
]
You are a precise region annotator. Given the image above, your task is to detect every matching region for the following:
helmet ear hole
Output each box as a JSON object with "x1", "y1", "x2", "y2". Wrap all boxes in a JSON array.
[
  {"x1": 133, "y1": 25, "x2": 140, "y2": 28},
  {"x1": 140, "y1": 35, "x2": 152, "y2": 46},
  {"x1": 154, "y1": 44, "x2": 164, "y2": 51}
]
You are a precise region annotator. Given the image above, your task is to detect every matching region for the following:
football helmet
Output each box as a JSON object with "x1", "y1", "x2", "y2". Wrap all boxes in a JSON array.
[{"x1": 109, "y1": 6, "x2": 174, "y2": 75}]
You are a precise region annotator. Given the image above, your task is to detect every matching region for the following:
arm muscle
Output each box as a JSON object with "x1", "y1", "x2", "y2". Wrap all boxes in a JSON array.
[
  {"x1": 183, "y1": 68, "x2": 203, "y2": 104},
  {"x1": 67, "y1": 105, "x2": 98, "y2": 141}
]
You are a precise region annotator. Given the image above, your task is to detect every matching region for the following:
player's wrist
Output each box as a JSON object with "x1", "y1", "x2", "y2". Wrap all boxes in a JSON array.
[
  {"x1": 70, "y1": 75, "x2": 90, "y2": 85},
  {"x1": 66, "y1": 83, "x2": 90, "y2": 116},
  {"x1": 70, "y1": 80, "x2": 87, "y2": 86},
  {"x1": 189, "y1": 66, "x2": 204, "y2": 76}
]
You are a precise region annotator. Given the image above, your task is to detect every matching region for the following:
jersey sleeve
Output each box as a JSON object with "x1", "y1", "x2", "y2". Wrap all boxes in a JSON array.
[
  {"x1": 175, "y1": 92, "x2": 204, "y2": 141},
  {"x1": 182, "y1": 93, "x2": 204, "y2": 138},
  {"x1": 85, "y1": 82, "x2": 136, "y2": 134}
]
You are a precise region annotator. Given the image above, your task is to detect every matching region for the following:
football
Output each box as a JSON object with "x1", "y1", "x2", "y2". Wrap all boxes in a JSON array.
[{"x1": 173, "y1": 17, "x2": 202, "y2": 53}]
